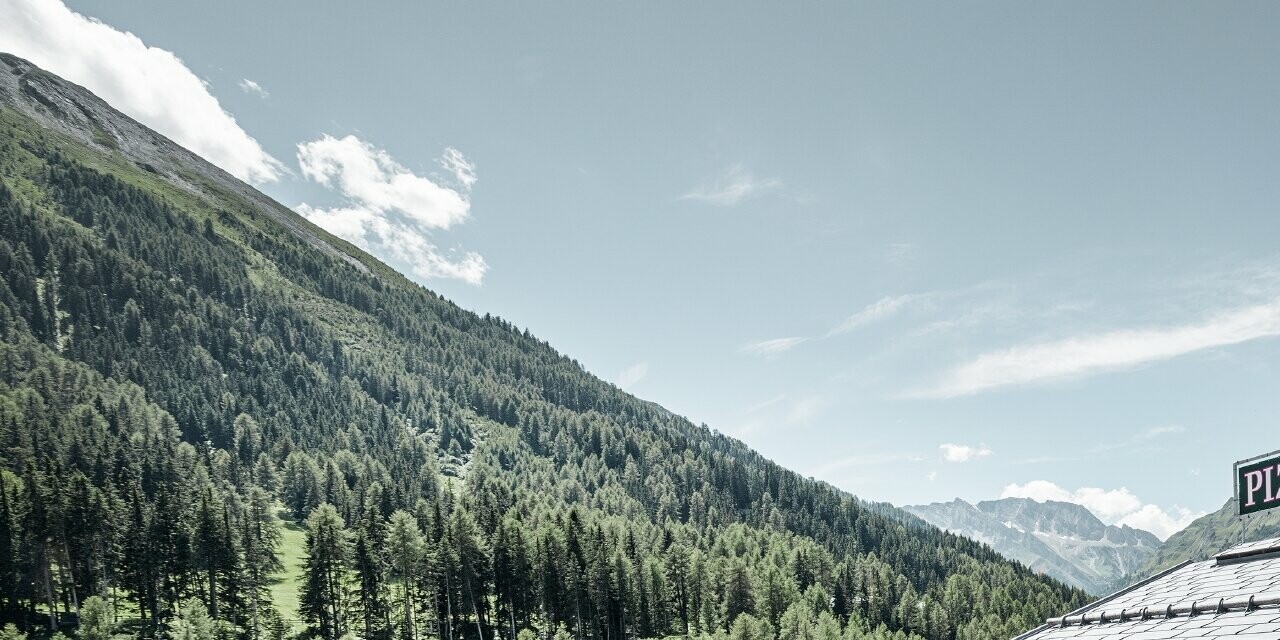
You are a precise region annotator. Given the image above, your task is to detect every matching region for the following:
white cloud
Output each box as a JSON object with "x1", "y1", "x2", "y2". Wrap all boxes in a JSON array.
[
  {"x1": 1001, "y1": 481, "x2": 1140, "y2": 520},
  {"x1": 939, "y1": 443, "x2": 992, "y2": 463},
  {"x1": 298, "y1": 135, "x2": 471, "y2": 230},
  {"x1": 680, "y1": 163, "x2": 783, "y2": 206},
  {"x1": 740, "y1": 336, "x2": 809, "y2": 357},
  {"x1": 1000, "y1": 480, "x2": 1203, "y2": 540},
  {"x1": 615, "y1": 362, "x2": 648, "y2": 390},
  {"x1": 296, "y1": 204, "x2": 487, "y2": 284},
  {"x1": 1067, "y1": 487, "x2": 1146, "y2": 521},
  {"x1": 828, "y1": 294, "x2": 919, "y2": 336},
  {"x1": 0, "y1": 0, "x2": 283, "y2": 183},
  {"x1": 238, "y1": 78, "x2": 269, "y2": 98},
  {"x1": 440, "y1": 147, "x2": 476, "y2": 190},
  {"x1": 920, "y1": 298, "x2": 1280, "y2": 398},
  {"x1": 1001, "y1": 480, "x2": 1073, "y2": 503},
  {"x1": 1117, "y1": 504, "x2": 1202, "y2": 541},
  {"x1": 296, "y1": 135, "x2": 486, "y2": 285},
  {"x1": 292, "y1": 204, "x2": 377, "y2": 246}
]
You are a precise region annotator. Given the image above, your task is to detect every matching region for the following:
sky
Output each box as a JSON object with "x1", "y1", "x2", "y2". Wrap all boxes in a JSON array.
[{"x1": 4, "y1": 0, "x2": 1280, "y2": 540}]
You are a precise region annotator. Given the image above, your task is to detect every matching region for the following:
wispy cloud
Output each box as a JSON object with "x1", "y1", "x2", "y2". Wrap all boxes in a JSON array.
[
  {"x1": 785, "y1": 394, "x2": 824, "y2": 424},
  {"x1": 1016, "y1": 425, "x2": 1185, "y2": 465},
  {"x1": 1, "y1": 0, "x2": 283, "y2": 183},
  {"x1": 440, "y1": 147, "x2": 477, "y2": 190},
  {"x1": 615, "y1": 362, "x2": 649, "y2": 390},
  {"x1": 827, "y1": 294, "x2": 919, "y2": 337},
  {"x1": 729, "y1": 393, "x2": 825, "y2": 437},
  {"x1": 680, "y1": 163, "x2": 783, "y2": 206},
  {"x1": 740, "y1": 337, "x2": 809, "y2": 357},
  {"x1": 885, "y1": 242, "x2": 920, "y2": 266},
  {"x1": 742, "y1": 394, "x2": 788, "y2": 414},
  {"x1": 917, "y1": 298, "x2": 1280, "y2": 398},
  {"x1": 743, "y1": 294, "x2": 923, "y2": 359},
  {"x1": 939, "y1": 443, "x2": 992, "y2": 463},
  {"x1": 238, "y1": 78, "x2": 269, "y2": 98},
  {"x1": 295, "y1": 135, "x2": 486, "y2": 284},
  {"x1": 1001, "y1": 480, "x2": 1203, "y2": 540},
  {"x1": 808, "y1": 451, "x2": 926, "y2": 480}
]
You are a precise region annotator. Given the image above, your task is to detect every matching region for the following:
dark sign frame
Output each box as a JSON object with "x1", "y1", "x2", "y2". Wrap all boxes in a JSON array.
[{"x1": 1236, "y1": 449, "x2": 1280, "y2": 517}]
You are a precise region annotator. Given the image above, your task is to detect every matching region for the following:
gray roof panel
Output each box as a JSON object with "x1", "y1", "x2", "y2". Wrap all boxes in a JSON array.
[{"x1": 1017, "y1": 536, "x2": 1280, "y2": 640}]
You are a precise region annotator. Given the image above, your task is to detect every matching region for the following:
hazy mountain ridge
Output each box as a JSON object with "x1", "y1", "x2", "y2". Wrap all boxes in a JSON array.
[
  {"x1": 904, "y1": 497, "x2": 1160, "y2": 595},
  {"x1": 1131, "y1": 497, "x2": 1280, "y2": 579}
]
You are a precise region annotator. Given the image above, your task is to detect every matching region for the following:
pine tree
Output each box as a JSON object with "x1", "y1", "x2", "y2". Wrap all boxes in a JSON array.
[
  {"x1": 386, "y1": 510, "x2": 425, "y2": 640},
  {"x1": 0, "y1": 474, "x2": 19, "y2": 623},
  {"x1": 446, "y1": 507, "x2": 489, "y2": 640},
  {"x1": 492, "y1": 518, "x2": 532, "y2": 639},
  {"x1": 21, "y1": 468, "x2": 58, "y2": 630},
  {"x1": 242, "y1": 488, "x2": 282, "y2": 640},
  {"x1": 814, "y1": 611, "x2": 843, "y2": 640},
  {"x1": 119, "y1": 484, "x2": 156, "y2": 625},
  {"x1": 193, "y1": 490, "x2": 223, "y2": 619},
  {"x1": 169, "y1": 597, "x2": 218, "y2": 640},
  {"x1": 301, "y1": 504, "x2": 352, "y2": 640},
  {"x1": 76, "y1": 596, "x2": 114, "y2": 640},
  {"x1": 352, "y1": 503, "x2": 390, "y2": 640},
  {"x1": 720, "y1": 559, "x2": 754, "y2": 628}
]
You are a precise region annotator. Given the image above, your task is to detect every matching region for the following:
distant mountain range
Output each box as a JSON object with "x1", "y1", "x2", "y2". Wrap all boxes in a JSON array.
[{"x1": 904, "y1": 497, "x2": 1161, "y2": 595}]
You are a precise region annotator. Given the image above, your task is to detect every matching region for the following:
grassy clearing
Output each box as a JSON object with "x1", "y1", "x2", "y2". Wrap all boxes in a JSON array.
[{"x1": 269, "y1": 506, "x2": 308, "y2": 630}]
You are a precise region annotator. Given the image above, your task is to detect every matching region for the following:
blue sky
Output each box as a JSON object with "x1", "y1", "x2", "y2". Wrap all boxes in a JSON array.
[{"x1": 5, "y1": 0, "x2": 1280, "y2": 539}]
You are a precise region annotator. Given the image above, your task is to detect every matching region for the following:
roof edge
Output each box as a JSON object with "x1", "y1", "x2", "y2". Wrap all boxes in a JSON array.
[{"x1": 1011, "y1": 559, "x2": 1195, "y2": 640}]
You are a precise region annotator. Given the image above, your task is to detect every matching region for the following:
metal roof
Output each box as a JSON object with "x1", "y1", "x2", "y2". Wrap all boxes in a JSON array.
[{"x1": 1015, "y1": 536, "x2": 1280, "y2": 639}]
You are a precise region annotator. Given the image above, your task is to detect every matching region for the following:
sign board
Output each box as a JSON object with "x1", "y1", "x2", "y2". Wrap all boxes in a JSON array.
[{"x1": 1237, "y1": 449, "x2": 1280, "y2": 516}]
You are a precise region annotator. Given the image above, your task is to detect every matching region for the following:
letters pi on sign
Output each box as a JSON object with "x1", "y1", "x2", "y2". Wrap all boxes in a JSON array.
[{"x1": 1237, "y1": 449, "x2": 1280, "y2": 517}]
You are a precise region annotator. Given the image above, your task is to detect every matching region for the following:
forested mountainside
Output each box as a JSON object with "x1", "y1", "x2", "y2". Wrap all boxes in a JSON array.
[
  {"x1": 0, "y1": 53, "x2": 1087, "y2": 640},
  {"x1": 903, "y1": 499, "x2": 1159, "y2": 596},
  {"x1": 1131, "y1": 497, "x2": 1280, "y2": 581}
]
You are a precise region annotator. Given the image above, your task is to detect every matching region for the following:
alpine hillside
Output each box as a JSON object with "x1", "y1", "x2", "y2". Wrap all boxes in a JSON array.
[
  {"x1": 1130, "y1": 497, "x2": 1280, "y2": 579},
  {"x1": 0, "y1": 52, "x2": 1087, "y2": 640}
]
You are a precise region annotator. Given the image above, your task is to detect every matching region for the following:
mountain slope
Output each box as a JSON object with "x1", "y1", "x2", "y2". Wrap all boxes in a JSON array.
[
  {"x1": 1134, "y1": 497, "x2": 1280, "y2": 579},
  {"x1": 904, "y1": 498, "x2": 1160, "y2": 595},
  {"x1": 0, "y1": 52, "x2": 1086, "y2": 640}
]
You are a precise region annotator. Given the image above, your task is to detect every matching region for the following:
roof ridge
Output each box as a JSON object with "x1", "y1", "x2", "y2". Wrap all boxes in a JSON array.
[
  {"x1": 1215, "y1": 534, "x2": 1280, "y2": 561},
  {"x1": 1048, "y1": 591, "x2": 1280, "y2": 627}
]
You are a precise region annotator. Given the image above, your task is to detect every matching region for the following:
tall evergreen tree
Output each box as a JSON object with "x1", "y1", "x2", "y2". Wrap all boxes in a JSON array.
[
  {"x1": 242, "y1": 488, "x2": 282, "y2": 640},
  {"x1": 352, "y1": 504, "x2": 390, "y2": 640},
  {"x1": 386, "y1": 510, "x2": 426, "y2": 640},
  {"x1": 301, "y1": 504, "x2": 352, "y2": 640}
]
